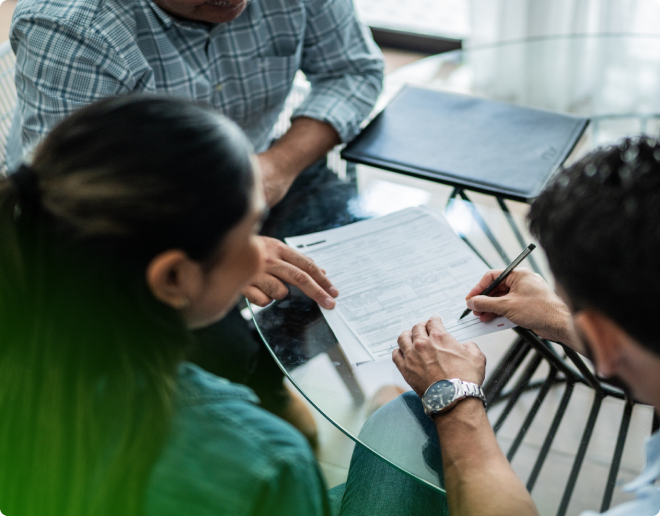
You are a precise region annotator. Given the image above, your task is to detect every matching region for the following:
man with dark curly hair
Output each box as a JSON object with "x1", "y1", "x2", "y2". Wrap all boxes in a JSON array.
[{"x1": 339, "y1": 137, "x2": 660, "y2": 516}]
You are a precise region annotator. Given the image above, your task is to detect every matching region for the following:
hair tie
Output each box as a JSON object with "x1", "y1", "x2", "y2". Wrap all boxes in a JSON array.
[{"x1": 9, "y1": 164, "x2": 41, "y2": 218}]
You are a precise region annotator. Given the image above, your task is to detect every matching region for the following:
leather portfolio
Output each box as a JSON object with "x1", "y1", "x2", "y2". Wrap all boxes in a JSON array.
[{"x1": 341, "y1": 86, "x2": 589, "y2": 201}]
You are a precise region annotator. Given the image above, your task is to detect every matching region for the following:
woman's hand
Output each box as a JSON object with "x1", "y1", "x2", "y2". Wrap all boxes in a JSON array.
[
  {"x1": 466, "y1": 268, "x2": 577, "y2": 348},
  {"x1": 242, "y1": 236, "x2": 338, "y2": 308}
]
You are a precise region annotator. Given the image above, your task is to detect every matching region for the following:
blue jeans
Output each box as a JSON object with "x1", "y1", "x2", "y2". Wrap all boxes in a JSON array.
[{"x1": 329, "y1": 392, "x2": 449, "y2": 516}]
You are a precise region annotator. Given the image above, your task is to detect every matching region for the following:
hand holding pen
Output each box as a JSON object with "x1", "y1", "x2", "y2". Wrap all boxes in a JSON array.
[
  {"x1": 461, "y1": 257, "x2": 579, "y2": 349},
  {"x1": 459, "y1": 244, "x2": 536, "y2": 320}
]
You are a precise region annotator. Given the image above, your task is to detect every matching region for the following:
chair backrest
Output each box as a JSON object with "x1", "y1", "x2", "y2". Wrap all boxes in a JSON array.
[{"x1": 0, "y1": 40, "x2": 16, "y2": 176}]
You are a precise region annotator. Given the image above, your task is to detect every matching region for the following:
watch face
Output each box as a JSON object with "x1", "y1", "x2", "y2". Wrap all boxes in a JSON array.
[{"x1": 424, "y1": 380, "x2": 457, "y2": 412}]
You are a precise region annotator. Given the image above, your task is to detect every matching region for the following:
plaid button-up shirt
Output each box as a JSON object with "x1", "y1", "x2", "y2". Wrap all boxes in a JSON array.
[{"x1": 8, "y1": 0, "x2": 384, "y2": 167}]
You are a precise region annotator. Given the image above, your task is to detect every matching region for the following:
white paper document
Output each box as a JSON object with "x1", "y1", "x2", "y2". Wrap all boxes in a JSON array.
[{"x1": 285, "y1": 207, "x2": 515, "y2": 364}]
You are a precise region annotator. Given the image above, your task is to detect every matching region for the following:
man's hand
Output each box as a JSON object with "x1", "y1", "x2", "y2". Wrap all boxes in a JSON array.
[
  {"x1": 465, "y1": 268, "x2": 578, "y2": 349},
  {"x1": 394, "y1": 318, "x2": 538, "y2": 516},
  {"x1": 242, "y1": 236, "x2": 338, "y2": 309},
  {"x1": 393, "y1": 316, "x2": 486, "y2": 397}
]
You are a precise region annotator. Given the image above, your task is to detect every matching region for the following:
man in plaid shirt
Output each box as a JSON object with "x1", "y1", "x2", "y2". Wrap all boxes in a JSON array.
[
  {"x1": 9, "y1": 0, "x2": 383, "y2": 204},
  {"x1": 8, "y1": 0, "x2": 384, "y2": 441}
]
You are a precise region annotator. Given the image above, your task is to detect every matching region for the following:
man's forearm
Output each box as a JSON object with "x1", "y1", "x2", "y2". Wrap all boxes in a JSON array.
[
  {"x1": 434, "y1": 399, "x2": 539, "y2": 516},
  {"x1": 262, "y1": 117, "x2": 339, "y2": 181},
  {"x1": 257, "y1": 117, "x2": 340, "y2": 206}
]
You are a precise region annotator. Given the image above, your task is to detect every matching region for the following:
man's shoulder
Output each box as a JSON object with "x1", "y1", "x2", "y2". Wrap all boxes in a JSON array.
[
  {"x1": 11, "y1": 0, "x2": 151, "y2": 67},
  {"x1": 12, "y1": 0, "x2": 138, "y2": 36}
]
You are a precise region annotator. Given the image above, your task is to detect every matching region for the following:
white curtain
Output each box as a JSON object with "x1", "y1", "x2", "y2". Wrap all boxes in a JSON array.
[
  {"x1": 461, "y1": 0, "x2": 660, "y2": 144},
  {"x1": 468, "y1": 0, "x2": 660, "y2": 46}
]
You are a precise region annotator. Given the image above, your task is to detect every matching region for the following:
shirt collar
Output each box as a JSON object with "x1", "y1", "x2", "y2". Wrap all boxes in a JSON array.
[
  {"x1": 624, "y1": 429, "x2": 660, "y2": 492},
  {"x1": 144, "y1": 0, "x2": 175, "y2": 28},
  {"x1": 145, "y1": 0, "x2": 214, "y2": 33}
]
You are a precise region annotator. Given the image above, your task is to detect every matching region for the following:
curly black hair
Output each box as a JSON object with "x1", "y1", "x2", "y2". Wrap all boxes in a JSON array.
[{"x1": 529, "y1": 136, "x2": 660, "y2": 352}]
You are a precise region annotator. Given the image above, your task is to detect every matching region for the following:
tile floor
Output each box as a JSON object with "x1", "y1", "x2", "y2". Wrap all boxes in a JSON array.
[{"x1": 0, "y1": 3, "x2": 654, "y2": 514}]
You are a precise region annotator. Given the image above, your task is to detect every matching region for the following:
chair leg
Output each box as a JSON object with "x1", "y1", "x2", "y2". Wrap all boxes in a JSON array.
[
  {"x1": 457, "y1": 189, "x2": 512, "y2": 264},
  {"x1": 493, "y1": 352, "x2": 544, "y2": 434},
  {"x1": 506, "y1": 367, "x2": 558, "y2": 461},
  {"x1": 557, "y1": 392, "x2": 604, "y2": 516},
  {"x1": 601, "y1": 400, "x2": 633, "y2": 512},
  {"x1": 326, "y1": 343, "x2": 366, "y2": 406},
  {"x1": 527, "y1": 380, "x2": 575, "y2": 492},
  {"x1": 496, "y1": 196, "x2": 543, "y2": 274},
  {"x1": 483, "y1": 336, "x2": 531, "y2": 406}
]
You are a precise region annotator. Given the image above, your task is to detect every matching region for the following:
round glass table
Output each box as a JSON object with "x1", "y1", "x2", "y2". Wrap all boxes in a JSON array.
[{"x1": 250, "y1": 34, "x2": 660, "y2": 513}]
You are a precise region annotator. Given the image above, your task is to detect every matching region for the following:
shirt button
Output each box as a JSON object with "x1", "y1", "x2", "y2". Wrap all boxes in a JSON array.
[{"x1": 215, "y1": 83, "x2": 224, "y2": 92}]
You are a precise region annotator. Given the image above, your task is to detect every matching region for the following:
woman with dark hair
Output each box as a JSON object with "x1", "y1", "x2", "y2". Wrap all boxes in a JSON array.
[{"x1": 0, "y1": 95, "x2": 330, "y2": 516}]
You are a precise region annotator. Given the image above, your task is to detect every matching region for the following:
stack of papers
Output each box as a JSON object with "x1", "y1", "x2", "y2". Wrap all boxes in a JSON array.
[{"x1": 285, "y1": 207, "x2": 515, "y2": 365}]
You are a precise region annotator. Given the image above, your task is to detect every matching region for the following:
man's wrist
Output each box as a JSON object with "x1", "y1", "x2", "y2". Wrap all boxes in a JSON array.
[
  {"x1": 432, "y1": 396, "x2": 485, "y2": 425},
  {"x1": 556, "y1": 310, "x2": 576, "y2": 345},
  {"x1": 259, "y1": 148, "x2": 297, "y2": 181},
  {"x1": 535, "y1": 299, "x2": 572, "y2": 343},
  {"x1": 422, "y1": 379, "x2": 486, "y2": 418},
  {"x1": 263, "y1": 117, "x2": 339, "y2": 182}
]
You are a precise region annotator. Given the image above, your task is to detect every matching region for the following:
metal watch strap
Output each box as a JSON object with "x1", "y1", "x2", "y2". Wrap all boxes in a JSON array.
[
  {"x1": 456, "y1": 380, "x2": 487, "y2": 409},
  {"x1": 422, "y1": 379, "x2": 487, "y2": 419}
]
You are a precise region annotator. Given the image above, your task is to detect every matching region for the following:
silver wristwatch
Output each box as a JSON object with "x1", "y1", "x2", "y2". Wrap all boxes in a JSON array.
[{"x1": 421, "y1": 378, "x2": 486, "y2": 418}]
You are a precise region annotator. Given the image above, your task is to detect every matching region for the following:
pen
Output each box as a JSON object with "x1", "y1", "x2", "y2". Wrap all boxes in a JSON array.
[{"x1": 459, "y1": 243, "x2": 537, "y2": 320}]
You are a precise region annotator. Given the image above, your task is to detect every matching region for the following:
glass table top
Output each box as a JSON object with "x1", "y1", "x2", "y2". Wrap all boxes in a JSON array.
[
  {"x1": 250, "y1": 34, "x2": 660, "y2": 493},
  {"x1": 251, "y1": 195, "x2": 540, "y2": 493}
]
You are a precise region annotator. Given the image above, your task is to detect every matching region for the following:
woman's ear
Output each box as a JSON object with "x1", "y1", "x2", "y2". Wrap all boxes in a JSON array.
[{"x1": 146, "y1": 250, "x2": 203, "y2": 310}]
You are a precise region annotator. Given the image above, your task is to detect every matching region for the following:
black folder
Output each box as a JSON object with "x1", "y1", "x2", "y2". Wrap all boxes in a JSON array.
[{"x1": 342, "y1": 86, "x2": 589, "y2": 202}]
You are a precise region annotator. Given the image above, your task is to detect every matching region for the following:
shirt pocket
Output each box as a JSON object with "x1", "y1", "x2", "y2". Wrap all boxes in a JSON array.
[{"x1": 218, "y1": 54, "x2": 299, "y2": 129}]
